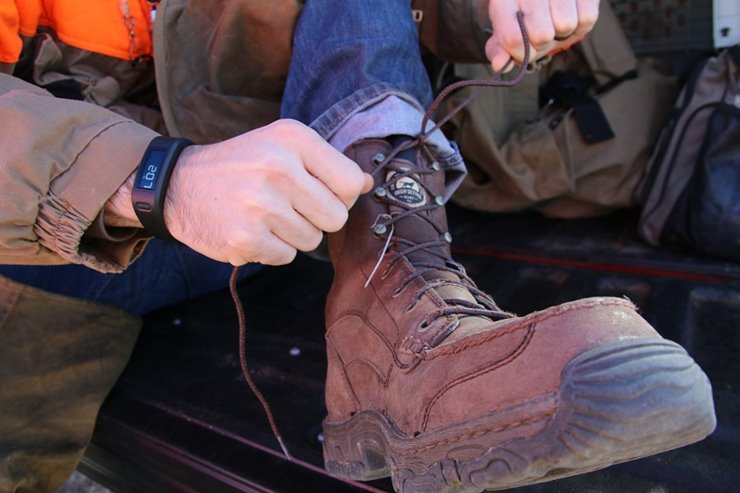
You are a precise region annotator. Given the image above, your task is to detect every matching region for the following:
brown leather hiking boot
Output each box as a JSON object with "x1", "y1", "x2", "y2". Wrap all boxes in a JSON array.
[{"x1": 323, "y1": 139, "x2": 716, "y2": 493}]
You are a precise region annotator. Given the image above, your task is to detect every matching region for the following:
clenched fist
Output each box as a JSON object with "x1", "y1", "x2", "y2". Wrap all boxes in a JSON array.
[
  {"x1": 486, "y1": 0, "x2": 600, "y2": 70},
  {"x1": 166, "y1": 120, "x2": 373, "y2": 266}
]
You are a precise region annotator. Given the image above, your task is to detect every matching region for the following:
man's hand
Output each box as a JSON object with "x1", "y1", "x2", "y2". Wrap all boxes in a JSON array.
[
  {"x1": 485, "y1": 0, "x2": 600, "y2": 71},
  {"x1": 166, "y1": 119, "x2": 373, "y2": 266},
  {"x1": 108, "y1": 119, "x2": 373, "y2": 266}
]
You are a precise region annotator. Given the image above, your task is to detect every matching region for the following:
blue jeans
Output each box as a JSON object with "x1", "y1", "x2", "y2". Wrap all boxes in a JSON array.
[
  {"x1": 0, "y1": 240, "x2": 263, "y2": 315},
  {"x1": 281, "y1": 0, "x2": 433, "y2": 130},
  {"x1": 0, "y1": 0, "x2": 461, "y2": 315}
]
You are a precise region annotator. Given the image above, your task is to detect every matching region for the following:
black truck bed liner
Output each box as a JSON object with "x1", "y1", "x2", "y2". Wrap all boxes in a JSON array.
[{"x1": 80, "y1": 206, "x2": 740, "y2": 493}]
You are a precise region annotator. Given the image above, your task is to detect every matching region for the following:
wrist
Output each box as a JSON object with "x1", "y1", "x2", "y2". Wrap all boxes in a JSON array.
[
  {"x1": 161, "y1": 144, "x2": 200, "y2": 242},
  {"x1": 104, "y1": 172, "x2": 141, "y2": 228}
]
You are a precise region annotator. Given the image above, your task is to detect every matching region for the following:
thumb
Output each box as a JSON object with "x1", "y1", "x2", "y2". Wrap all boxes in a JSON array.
[
  {"x1": 344, "y1": 172, "x2": 374, "y2": 210},
  {"x1": 485, "y1": 35, "x2": 534, "y2": 73},
  {"x1": 361, "y1": 173, "x2": 373, "y2": 194}
]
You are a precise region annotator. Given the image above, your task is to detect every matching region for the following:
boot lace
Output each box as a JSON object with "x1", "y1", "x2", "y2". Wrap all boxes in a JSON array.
[
  {"x1": 230, "y1": 11, "x2": 531, "y2": 459},
  {"x1": 363, "y1": 12, "x2": 532, "y2": 326},
  {"x1": 364, "y1": 154, "x2": 512, "y2": 325}
]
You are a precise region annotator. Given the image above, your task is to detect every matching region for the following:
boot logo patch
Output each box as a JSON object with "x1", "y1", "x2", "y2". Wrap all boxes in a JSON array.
[{"x1": 387, "y1": 171, "x2": 426, "y2": 207}]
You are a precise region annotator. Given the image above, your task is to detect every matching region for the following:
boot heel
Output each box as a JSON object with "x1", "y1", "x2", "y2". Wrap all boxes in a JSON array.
[{"x1": 323, "y1": 411, "x2": 392, "y2": 481}]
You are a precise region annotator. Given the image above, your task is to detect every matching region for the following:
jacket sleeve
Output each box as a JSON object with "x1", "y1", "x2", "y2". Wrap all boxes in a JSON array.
[{"x1": 0, "y1": 73, "x2": 159, "y2": 273}]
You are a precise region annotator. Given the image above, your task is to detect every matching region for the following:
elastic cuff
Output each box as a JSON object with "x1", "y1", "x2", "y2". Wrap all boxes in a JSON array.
[
  {"x1": 35, "y1": 119, "x2": 158, "y2": 273},
  {"x1": 36, "y1": 192, "x2": 150, "y2": 273}
]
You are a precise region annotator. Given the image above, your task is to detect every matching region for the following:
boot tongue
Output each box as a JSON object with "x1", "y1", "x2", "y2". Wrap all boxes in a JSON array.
[
  {"x1": 384, "y1": 136, "x2": 444, "y2": 259},
  {"x1": 384, "y1": 161, "x2": 446, "y2": 268}
]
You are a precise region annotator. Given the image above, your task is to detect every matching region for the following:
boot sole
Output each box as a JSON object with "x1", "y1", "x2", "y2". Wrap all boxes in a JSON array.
[{"x1": 322, "y1": 337, "x2": 716, "y2": 493}]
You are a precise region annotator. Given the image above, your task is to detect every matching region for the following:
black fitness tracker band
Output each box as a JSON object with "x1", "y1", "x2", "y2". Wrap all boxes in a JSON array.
[{"x1": 132, "y1": 136, "x2": 193, "y2": 240}]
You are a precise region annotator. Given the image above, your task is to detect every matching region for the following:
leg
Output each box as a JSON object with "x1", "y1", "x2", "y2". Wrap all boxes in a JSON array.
[
  {"x1": 0, "y1": 274, "x2": 140, "y2": 493},
  {"x1": 0, "y1": 239, "x2": 263, "y2": 315},
  {"x1": 0, "y1": 238, "x2": 261, "y2": 493},
  {"x1": 281, "y1": 0, "x2": 433, "y2": 126},
  {"x1": 282, "y1": 2, "x2": 716, "y2": 493}
]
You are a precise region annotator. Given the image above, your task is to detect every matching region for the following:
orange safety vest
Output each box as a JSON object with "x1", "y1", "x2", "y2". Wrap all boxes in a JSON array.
[{"x1": 0, "y1": 0, "x2": 154, "y2": 64}]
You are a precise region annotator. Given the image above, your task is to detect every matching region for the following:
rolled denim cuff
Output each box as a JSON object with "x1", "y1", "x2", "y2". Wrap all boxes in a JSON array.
[{"x1": 314, "y1": 83, "x2": 467, "y2": 201}]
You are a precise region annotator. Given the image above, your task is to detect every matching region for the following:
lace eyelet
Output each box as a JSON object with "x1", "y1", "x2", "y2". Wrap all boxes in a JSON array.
[
  {"x1": 391, "y1": 286, "x2": 404, "y2": 298},
  {"x1": 418, "y1": 320, "x2": 430, "y2": 330},
  {"x1": 373, "y1": 187, "x2": 387, "y2": 200},
  {"x1": 371, "y1": 153, "x2": 386, "y2": 165},
  {"x1": 373, "y1": 224, "x2": 388, "y2": 237},
  {"x1": 405, "y1": 302, "x2": 416, "y2": 313}
]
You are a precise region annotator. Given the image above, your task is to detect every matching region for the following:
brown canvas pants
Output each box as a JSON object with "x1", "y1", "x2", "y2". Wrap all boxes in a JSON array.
[{"x1": 0, "y1": 276, "x2": 140, "y2": 493}]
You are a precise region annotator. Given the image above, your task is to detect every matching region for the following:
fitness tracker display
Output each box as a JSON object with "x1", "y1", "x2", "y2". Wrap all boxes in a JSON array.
[{"x1": 131, "y1": 136, "x2": 193, "y2": 240}]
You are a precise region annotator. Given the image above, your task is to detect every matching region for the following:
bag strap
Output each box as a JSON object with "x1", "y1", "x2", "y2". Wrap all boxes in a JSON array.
[
  {"x1": 543, "y1": 70, "x2": 615, "y2": 144},
  {"x1": 596, "y1": 69, "x2": 638, "y2": 95}
]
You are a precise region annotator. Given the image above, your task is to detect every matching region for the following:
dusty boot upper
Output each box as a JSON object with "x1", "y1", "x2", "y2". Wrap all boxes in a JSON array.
[
  {"x1": 328, "y1": 137, "x2": 510, "y2": 343},
  {"x1": 323, "y1": 139, "x2": 715, "y2": 493},
  {"x1": 326, "y1": 138, "x2": 653, "y2": 427}
]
